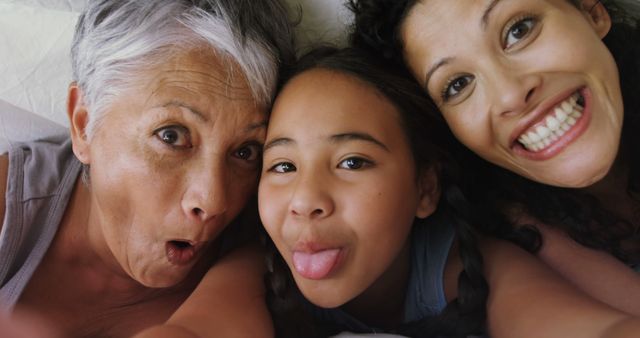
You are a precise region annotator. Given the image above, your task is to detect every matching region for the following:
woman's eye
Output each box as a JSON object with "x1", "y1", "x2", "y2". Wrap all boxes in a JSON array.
[
  {"x1": 338, "y1": 157, "x2": 371, "y2": 170},
  {"x1": 234, "y1": 143, "x2": 261, "y2": 162},
  {"x1": 442, "y1": 75, "x2": 474, "y2": 101},
  {"x1": 269, "y1": 162, "x2": 296, "y2": 173},
  {"x1": 504, "y1": 17, "x2": 536, "y2": 49},
  {"x1": 155, "y1": 126, "x2": 191, "y2": 148}
]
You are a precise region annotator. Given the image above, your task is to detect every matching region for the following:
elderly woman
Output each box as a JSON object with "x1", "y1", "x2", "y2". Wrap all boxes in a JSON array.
[{"x1": 0, "y1": 0, "x2": 294, "y2": 337}]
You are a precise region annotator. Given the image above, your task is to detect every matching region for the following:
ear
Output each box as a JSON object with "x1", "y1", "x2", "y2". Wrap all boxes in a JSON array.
[
  {"x1": 67, "y1": 83, "x2": 91, "y2": 164},
  {"x1": 581, "y1": 0, "x2": 612, "y2": 39},
  {"x1": 415, "y1": 167, "x2": 440, "y2": 219}
]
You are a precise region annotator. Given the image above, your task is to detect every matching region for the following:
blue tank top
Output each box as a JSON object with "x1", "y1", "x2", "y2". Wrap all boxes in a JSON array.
[
  {"x1": 306, "y1": 212, "x2": 455, "y2": 333},
  {"x1": 0, "y1": 136, "x2": 81, "y2": 311}
]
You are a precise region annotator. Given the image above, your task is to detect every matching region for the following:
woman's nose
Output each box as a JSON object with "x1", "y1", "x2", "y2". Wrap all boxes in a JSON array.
[
  {"x1": 490, "y1": 67, "x2": 541, "y2": 117},
  {"x1": 181, "y1": 161, "x2": 229, "y2": 223},
  {"x1": 289, "y1": 171, "x2": 334, "y2": 220}
]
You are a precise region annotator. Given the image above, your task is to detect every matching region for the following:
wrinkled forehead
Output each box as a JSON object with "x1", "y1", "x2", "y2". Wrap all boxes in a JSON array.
[{"x1": 142, "y1": 48, "x2": 255, "y2": 104}]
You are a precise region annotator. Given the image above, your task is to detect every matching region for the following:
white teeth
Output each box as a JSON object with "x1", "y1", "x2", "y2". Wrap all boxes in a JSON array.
[
  {"x1": 555, "y1": 107, "x2": 567, "y2": 121},
  {"x1": 571, "y1": 109, "x2": 582, "y2": 118},
  {"x1": 527, "y1": 130, "x2": 541, "y2": 143},
  {"x1": 535, "y1": 125, "x2": 551, "y2": 139},
  {"x1": 517, "y1": 91, "x2": 585, "y2": 152},
  {"x1": 546, "y1": 115, "x2": 560, "y2": 131}
]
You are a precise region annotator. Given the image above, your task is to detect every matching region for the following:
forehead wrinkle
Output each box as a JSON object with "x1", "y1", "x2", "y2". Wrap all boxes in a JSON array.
[{"x1": 155, "y1": 78, "x2": 254, "y2": 101}]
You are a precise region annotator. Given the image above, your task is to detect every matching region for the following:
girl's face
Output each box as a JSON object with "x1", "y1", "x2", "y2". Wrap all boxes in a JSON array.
[
  {"x1": 402, "y1": 0, "x2": 623, "y2": 187},
  {"x1": 259, "y1": 69, "x2": 437, "y2": 308}
]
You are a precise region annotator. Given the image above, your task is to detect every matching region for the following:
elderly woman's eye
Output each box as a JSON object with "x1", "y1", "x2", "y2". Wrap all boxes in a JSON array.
[
  {"x1": 234, "y1": 143, "x2": 261, "y2": 161},
  {"x1": 338, "y1": 157, "x2": 372, "y2": 170},
  {"x1": 154, "y1": 126, "x2": 191, "y2": 148}
]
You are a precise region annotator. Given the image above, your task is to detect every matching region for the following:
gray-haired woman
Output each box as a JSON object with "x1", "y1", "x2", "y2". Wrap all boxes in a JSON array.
[{"x1": 0, "y1": 0, "x2": 294, "y2": 337}]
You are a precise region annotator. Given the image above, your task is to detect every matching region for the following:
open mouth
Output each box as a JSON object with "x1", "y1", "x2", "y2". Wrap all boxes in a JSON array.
[
  {"x1": 166, "y1": 240, "x2": 198, "y2": 266},
  {"x1": 517, "y1": 90, "x2": 585, "y2": 152}
]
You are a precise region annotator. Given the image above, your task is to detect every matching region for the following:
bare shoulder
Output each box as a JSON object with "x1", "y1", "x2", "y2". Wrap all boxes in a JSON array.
[
  {"x1": 134, "y1": 244, "x2": 273, "y2": 338},
  {"x1": 0, "y1": 153, "x2": 8, "y2": 233},
  {"x1": 479, "y1": 237, "x2": 640, "y2": 338}
]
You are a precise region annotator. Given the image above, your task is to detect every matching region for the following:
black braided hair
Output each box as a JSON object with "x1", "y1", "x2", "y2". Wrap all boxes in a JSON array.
[
  {"x1": 349, "y1": 0, "x2": 640, "y2": 264},
  {"x1": 263, "y1": 46, "x2": 506, "y2": 337}
]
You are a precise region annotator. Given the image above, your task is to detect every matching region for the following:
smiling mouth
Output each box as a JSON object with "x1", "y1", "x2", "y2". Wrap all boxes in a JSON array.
[
  {"x1": 517, "y1": 91, "x2": 585, "y2": 152},
  {"x1": 166, "y1": 240, "x2": 198, "y2": 266}
]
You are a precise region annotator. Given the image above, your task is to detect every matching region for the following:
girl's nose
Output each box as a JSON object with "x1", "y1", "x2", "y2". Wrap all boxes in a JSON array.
[{"x1": 288, "y1": 171, "x2": 334, "y2": 220}]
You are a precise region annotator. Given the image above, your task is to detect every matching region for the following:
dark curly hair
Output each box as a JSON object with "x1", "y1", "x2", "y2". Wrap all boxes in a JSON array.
[{"x1": 349, "y1": 0, "x2": 640, "y2": 265}]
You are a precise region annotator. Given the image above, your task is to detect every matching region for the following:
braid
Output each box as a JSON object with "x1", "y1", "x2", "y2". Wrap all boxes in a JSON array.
[{"x1": 261, "y1": 231, "x2": 326, "y2": 338}]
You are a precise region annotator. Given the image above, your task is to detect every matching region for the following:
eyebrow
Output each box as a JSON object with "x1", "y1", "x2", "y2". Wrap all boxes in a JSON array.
[
  {"x1": 161, "y1": 100, "x2": 208, "y2": 122},
  {"x1": 481, "y1": 0, "x2": 502, "y2": 30},
  {"x1": 263, "y1": 137, "x2": 293, "y2": 153},
  {"x1": 423, "y1": 0, "x2": 502, "y2": 89},
  {"x1": 424, "y1": 57, "x2": 453, "y2": 90},
  {"x1": 330, "y1": 132, "x2": 389, "y2": 151},
  {"x1": 263, "y1": 132, "x2": 389, "y2": 153},
  {"x1": 245, "y1": 120, "x2": 268, "y2": 133}
]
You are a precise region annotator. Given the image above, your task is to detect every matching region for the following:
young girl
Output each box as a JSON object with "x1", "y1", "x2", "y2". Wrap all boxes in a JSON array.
[
  {"x1": 258, "y1": 47, "x2": 640, "y2": 338},
  {"x1": 350, "y1": 0, "x2": 640, "y2": 315}
]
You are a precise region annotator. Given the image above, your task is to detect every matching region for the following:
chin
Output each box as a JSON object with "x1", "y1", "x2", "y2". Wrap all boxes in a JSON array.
[
  {"x1": 297, "y1": 281, "x2": 349, "y2": 309},
  {"x1": 133, "y1": 269, "x2": 189, "y2": 288},
  {"x1": 538, "y1": 167, "x2": 610, "y2": 188}
]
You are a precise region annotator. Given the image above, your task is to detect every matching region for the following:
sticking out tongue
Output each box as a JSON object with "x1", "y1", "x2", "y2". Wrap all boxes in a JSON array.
[{"x1": 292, "y1": 249, "x2": 340, "y2": 280}]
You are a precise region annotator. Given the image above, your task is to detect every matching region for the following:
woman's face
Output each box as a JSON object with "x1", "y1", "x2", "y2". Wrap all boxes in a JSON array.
[
  {"x1": 258, "y1": 69, "x2": 436, "y2": 308},
  {"x1": 402, "y1": 0, "x2": 623, "y2": 187},
  {"x1": 75, "y1": 49, "x2": 266, "y2": 287}
]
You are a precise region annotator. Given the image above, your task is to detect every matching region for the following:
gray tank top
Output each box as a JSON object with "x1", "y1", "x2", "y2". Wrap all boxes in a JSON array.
[{"x1": 0, "y1": 136, "x2": 81, "y2": 311}]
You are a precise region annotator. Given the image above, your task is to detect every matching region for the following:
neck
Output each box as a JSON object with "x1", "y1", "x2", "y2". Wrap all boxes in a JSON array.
[
  {"x1": 342, "y1": 241, "x2": 412, "y2": 329},
  {"x1": 54, "y1": 179, "x2": 153, "y2": 300},
  {"x1": 583, "y1": 148, "x2": 634, "y2": 218}
]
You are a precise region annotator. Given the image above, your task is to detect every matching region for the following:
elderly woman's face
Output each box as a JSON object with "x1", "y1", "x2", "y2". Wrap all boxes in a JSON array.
[{"x1": 81, "y1": 49, "x2": 266, "y2": 287}]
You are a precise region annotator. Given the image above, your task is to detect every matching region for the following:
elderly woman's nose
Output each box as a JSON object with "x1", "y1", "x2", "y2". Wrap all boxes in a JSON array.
[{"x1": 181, "y1": 163, "x2": 229, "y2": 223}]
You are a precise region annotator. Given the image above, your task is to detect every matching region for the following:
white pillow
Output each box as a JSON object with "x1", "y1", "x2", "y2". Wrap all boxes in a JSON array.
[
  {"x1": 0, "y1": 1, "x2": 79, "y2": 127},
  {"x1": 0, "y1": 0, "x2": 351, "y2": 135}
]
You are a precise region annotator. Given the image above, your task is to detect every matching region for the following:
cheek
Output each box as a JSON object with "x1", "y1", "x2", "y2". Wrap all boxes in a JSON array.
[{"x1": 258, "y1": 184, "x2": 285, "y2": 234}]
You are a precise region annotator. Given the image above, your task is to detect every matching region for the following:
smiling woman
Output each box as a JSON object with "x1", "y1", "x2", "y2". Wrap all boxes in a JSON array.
[
  {"x1": 0, "y1": 0, "x2": 294, "y2": 337},
  {"x1": 351, "y1": 0, "x2": 640, "y2": 317}
]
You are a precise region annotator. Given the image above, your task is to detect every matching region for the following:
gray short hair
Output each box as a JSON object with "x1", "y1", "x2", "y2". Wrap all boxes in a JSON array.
[{"x1": 71, "y1": 0, "x2": 295, "y2": 137}]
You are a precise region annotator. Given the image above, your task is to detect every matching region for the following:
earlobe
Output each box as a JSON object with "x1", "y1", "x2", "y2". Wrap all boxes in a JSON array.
[
  {"x1": 68, "y1": 83, "x2": 91, "y2": 164},
  {"x1": 416, "y1": 167, "x2": 440, "y2": 219},
  {"x1": 582, "y1": 0, "x2": 612, "y2": 38}
]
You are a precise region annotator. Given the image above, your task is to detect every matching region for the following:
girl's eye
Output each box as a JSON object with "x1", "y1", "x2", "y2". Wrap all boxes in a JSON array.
[
  {"x1": 504, "y1": 17, "x2": 536, "y2": 49},
  {"x1": 442, "y1": 75, "x2": 474, "y2": 101},
  {"x1": 155, "y1": 126, "x2": 191, "y2": 148},
  {"x1": 269, "y1": 162, "x2": 296, "y2": 173},
  {"x1": 338, "y1": 157, "x2": 371, "y2": 170},
  {"x1": 234, "y1": 143, "x2": 262, "y2": 162}
]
